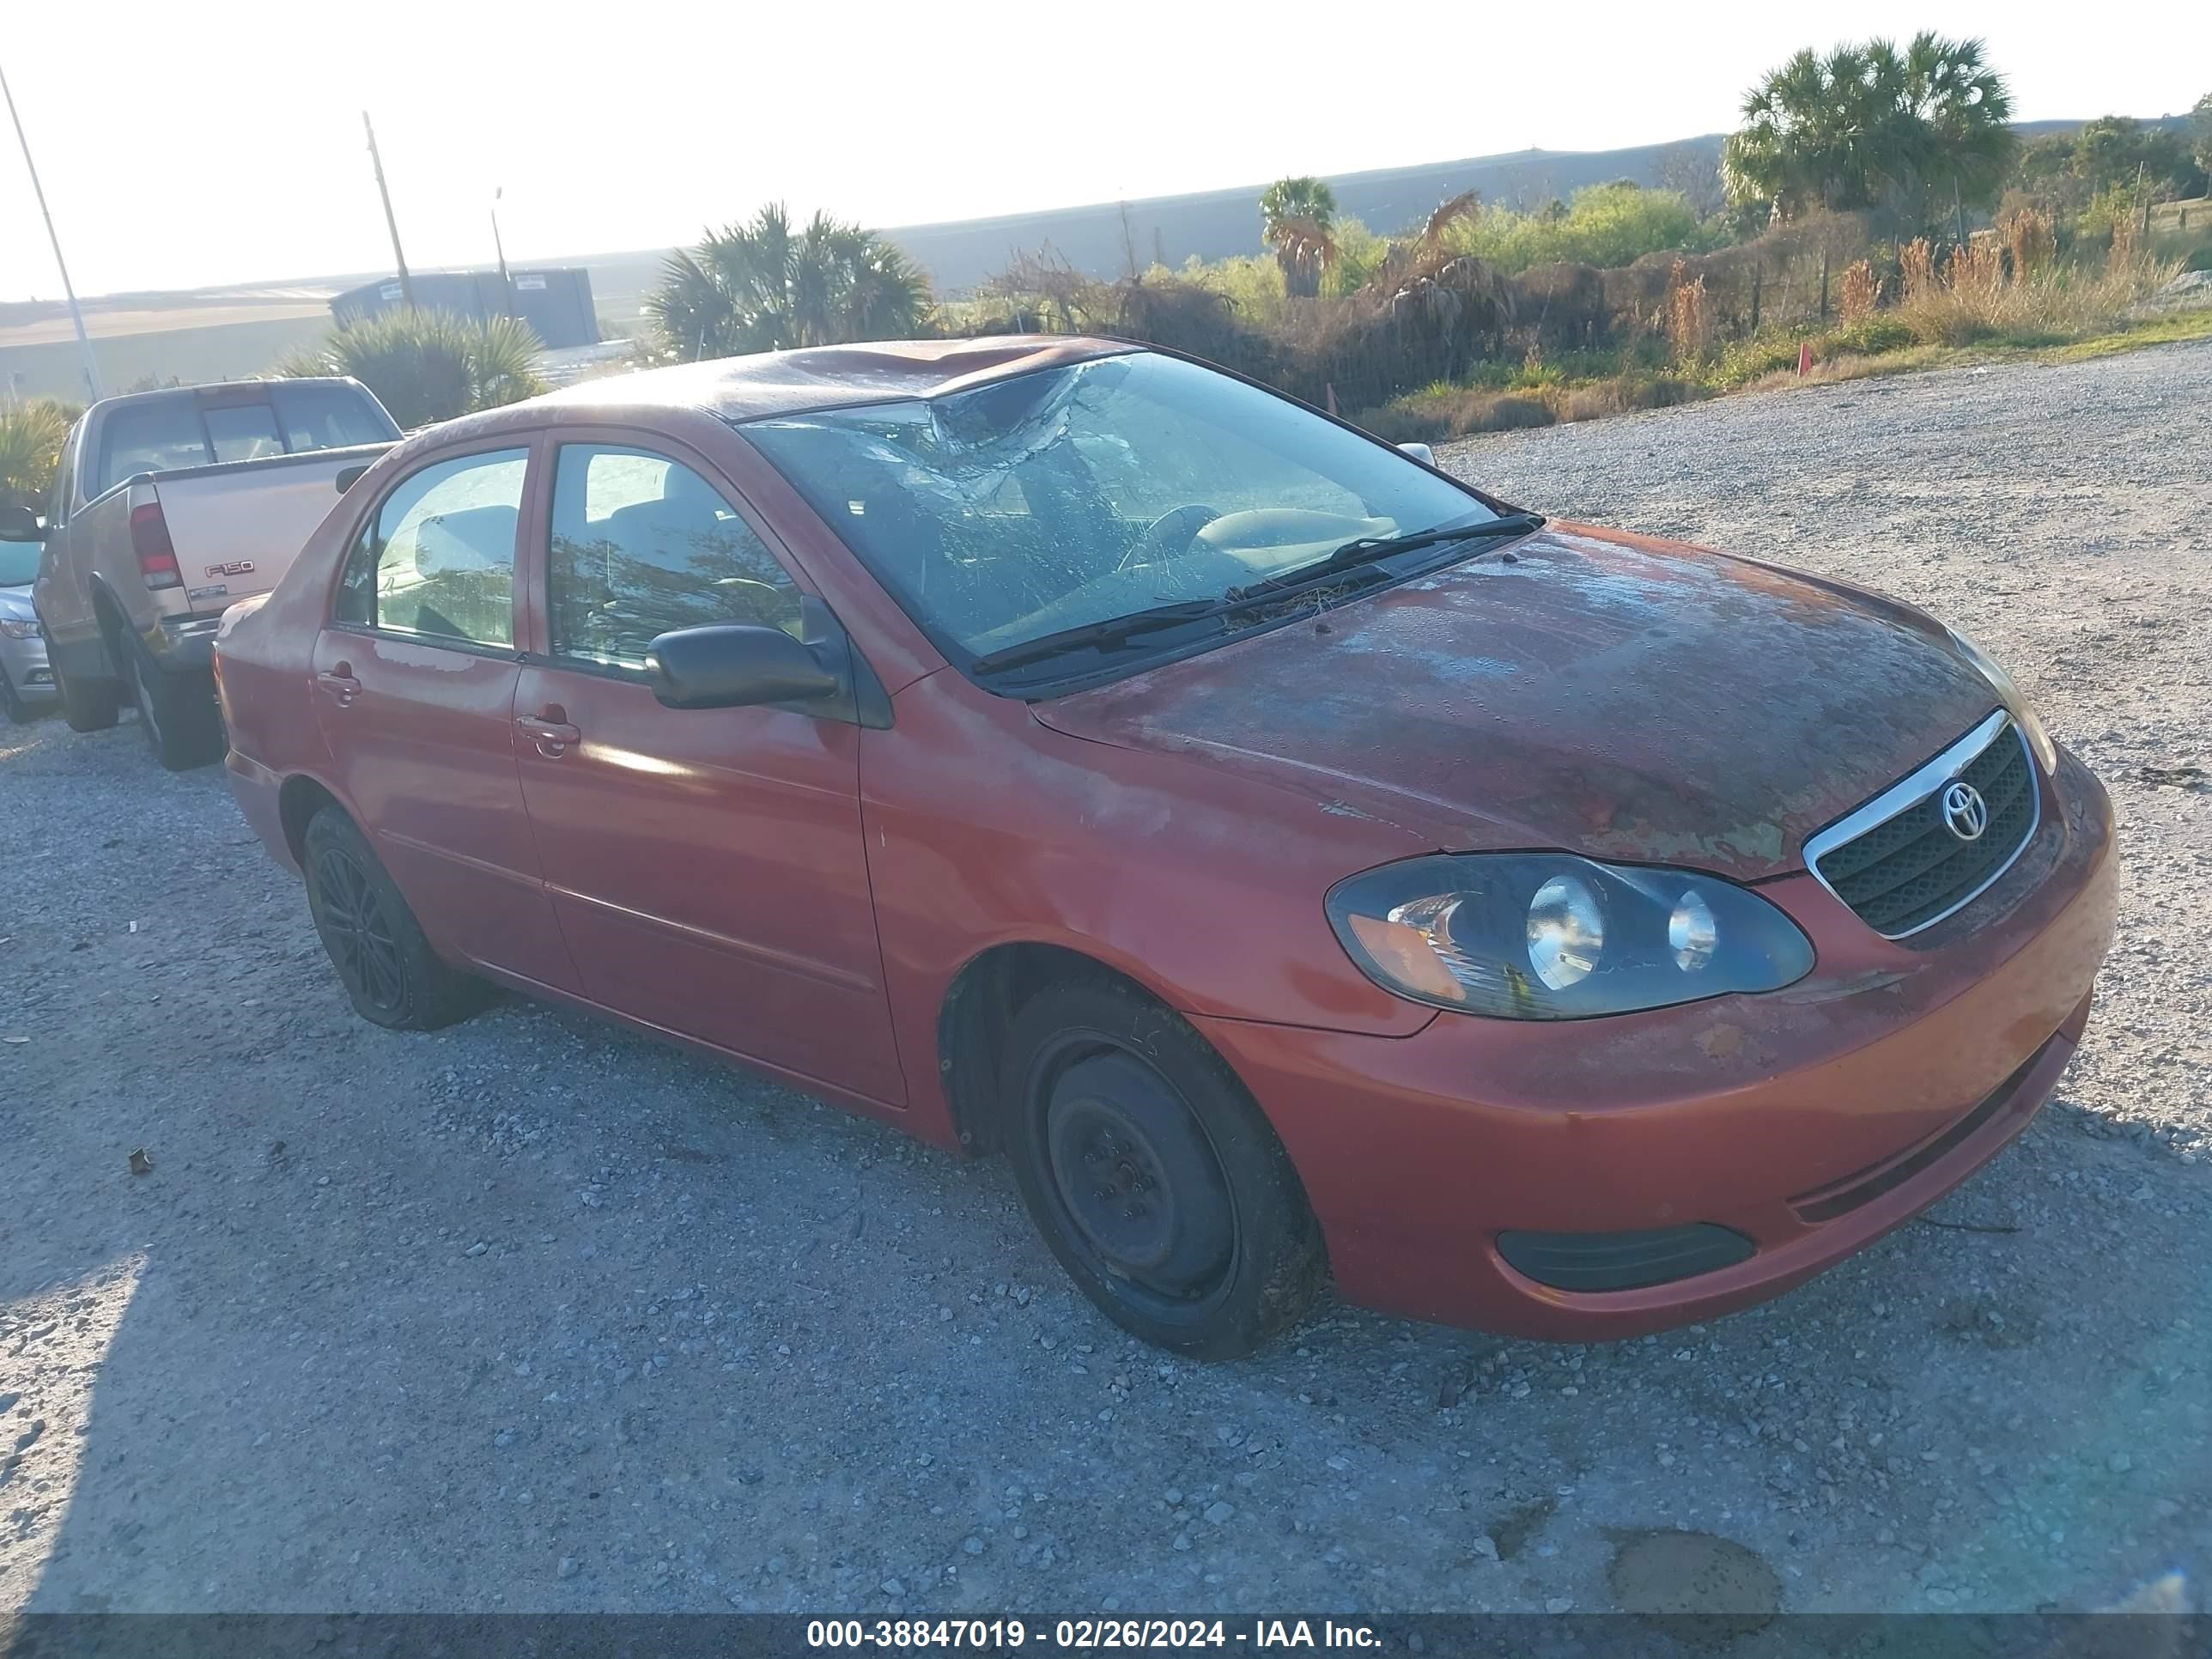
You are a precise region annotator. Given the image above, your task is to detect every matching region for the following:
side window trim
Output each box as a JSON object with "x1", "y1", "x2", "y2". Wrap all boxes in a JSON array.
[{"x1": 331, "y1": 441, "x2": 533, "y2": 653}]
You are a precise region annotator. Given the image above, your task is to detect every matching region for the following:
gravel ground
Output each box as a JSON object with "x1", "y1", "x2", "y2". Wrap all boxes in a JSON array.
[{"x1": 2, "y1": 341, "x2": 2208, "y2": 1620}]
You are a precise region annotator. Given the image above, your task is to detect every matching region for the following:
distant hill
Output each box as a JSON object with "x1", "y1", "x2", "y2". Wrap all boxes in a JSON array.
[
  {"x1": 0, "y1": 117, "x2": 2179, "y2": 399},
  {"x1": 561, "y1": 134, "x2": 1734, "y2": 321}
]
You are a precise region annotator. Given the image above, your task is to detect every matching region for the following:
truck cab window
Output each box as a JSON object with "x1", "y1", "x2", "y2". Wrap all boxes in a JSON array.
[{"x1": 204, "y1": 404, "x2": 285, "y2": 465}]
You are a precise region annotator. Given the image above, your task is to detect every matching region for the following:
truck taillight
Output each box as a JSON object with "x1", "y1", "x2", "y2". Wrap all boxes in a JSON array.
[{"x1": 130, "y1": 502, "x2": 181, "y2": 588}]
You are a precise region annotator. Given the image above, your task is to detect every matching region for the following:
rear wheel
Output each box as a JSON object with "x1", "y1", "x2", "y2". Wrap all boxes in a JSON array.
[
  {"x1": 302, "y1": 808, "x2": 489, "y2": 1030},
  {"x1": 120, "y1": 634, "x2": 225, "y2": 771},
  {"x1": 1000, "y1": 977, "x2": 1324, "y2": 1359},
  {"x1": 51, "y1": 648, "x2": 119, "y2": 733}
]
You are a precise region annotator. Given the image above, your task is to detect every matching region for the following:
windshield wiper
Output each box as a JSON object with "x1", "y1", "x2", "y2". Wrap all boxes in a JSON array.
[
  {"x1": 969, "y1": 599, "x2": 1231, "y2": 675},
  {"x1": 1233, "y1": 511, "x2": 1545, "y2": 598},
  {"x1": 971, "y1": 511, "x2": 1546, "y2": 678}
]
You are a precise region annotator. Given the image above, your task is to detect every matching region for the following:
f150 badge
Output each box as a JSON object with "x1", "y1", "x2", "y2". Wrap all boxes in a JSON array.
[{"x1": 205, "y1": 560, "x2": 255, "y2": 578}]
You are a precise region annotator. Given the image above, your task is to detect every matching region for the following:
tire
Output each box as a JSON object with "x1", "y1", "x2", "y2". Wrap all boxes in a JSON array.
[
  {"x1": 51, "y1": 647, "x2": 120, "y2": 733},
  {"x1": 1000, "y1": 975, "x2": 1325, "y2": 1359},
  {"x1": 0, "y1": 668, "x2": 32, "y2": 726},
  {"x1": 119, "y1": 631, "x2": 225, "y2": 770},
  {"x1": 302, "y1": 808, "x2": 490, "y2": 1031}
]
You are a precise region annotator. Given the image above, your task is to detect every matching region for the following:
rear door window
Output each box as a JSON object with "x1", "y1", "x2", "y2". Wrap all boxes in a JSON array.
[{"x1": 335, "y1": 448, "x2": 529, "y2": 649}]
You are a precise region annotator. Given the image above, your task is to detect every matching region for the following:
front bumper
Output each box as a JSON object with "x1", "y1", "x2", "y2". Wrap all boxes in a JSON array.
[
  {"x1": 1, "y1": 631, "x2": 57, "y2": 702},
  {"x1": 1198, "y1": 747, "x2": 2118, "y2": 1340}
]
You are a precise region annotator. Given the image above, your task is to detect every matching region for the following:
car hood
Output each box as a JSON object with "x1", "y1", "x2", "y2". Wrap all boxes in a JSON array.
[
  {"x1": 1031, "y1": 523, "x2": 2002, "y2": 879},
  {"x1": 0, "y1": 583, "x2": 34, "y2": 621}
]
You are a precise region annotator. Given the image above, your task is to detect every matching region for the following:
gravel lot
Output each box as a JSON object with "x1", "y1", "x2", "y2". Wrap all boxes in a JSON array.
[{"x1": 3, "y1": 341, "x2": 2208, "y2": 1620}]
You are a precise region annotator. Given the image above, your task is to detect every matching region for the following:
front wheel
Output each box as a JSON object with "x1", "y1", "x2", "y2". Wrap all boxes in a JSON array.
[
  {"x1": 1000, "y1": 977, "x2": 1325, "y2": 1359},
  {"x1": 302, "y1": 808, "x2": 489, "y2": 1030}
]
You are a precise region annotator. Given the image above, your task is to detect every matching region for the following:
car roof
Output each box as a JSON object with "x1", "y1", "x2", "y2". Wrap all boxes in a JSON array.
[{"x1": 525, "y1": 335, "x2": 1139, "y2": 425}]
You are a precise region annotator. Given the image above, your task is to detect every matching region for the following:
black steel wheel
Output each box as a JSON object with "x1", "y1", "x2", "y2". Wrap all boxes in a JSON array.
[
  {"x1": 311, "y1": 841, "x2": 408, "y2": 1016},
  {"x1": 302, "y1": 808, "x2": 489, "y2": 1030},
  {"x1": 1001, "y1": 976, "x2": 1324, "y2": 1358}
]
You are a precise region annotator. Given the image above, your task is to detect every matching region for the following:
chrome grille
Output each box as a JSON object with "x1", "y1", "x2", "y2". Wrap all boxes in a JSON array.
[{"x1": 1805, "y1": 712, "x2": 2039, "y2": 939}]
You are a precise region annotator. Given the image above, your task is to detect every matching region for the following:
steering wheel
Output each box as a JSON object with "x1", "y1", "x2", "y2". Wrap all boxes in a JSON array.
[{"x1": 1115, "y1": 504, "x2": 1222, "y2": 575}]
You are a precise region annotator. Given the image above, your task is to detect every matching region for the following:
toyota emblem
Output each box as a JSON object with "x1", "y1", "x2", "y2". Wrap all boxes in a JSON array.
[{"x1": 1942, "y1": 781, "x2": 1989, "y2": 842}]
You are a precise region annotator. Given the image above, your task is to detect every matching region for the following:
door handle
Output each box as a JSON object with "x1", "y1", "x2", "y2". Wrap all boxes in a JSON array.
[
  {"x1": 315, "y1": 665, "x2": 361, "y2": 706},
  {"x1": 515, "y1": 713, "x2": 582, "y2": 757}
]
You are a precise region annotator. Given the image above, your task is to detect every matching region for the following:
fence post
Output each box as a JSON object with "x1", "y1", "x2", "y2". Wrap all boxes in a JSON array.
[
  {"x1": 1750, "y1": 263, "x2": 1762, "y2": 333},
  {"x1": 1818, "y1": 246, "x2": 1830, "y2": 322}
]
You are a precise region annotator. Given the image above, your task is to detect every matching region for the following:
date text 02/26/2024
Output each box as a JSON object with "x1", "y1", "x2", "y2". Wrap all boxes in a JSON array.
[{"x1": 805, "y1": 1619, "x2": 1380, "y2": 1650}]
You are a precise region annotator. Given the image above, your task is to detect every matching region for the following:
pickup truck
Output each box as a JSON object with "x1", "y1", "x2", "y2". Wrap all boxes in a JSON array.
[{"x1": 0, "y1": 378, "x2": 400, "y2": 769}]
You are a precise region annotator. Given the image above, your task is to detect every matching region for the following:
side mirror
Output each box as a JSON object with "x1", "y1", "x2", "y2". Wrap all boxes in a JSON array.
[
  {"x1": 0, "y1": 504, "x2": 42, "y2": 542},
  {"x1": 336, "y1": 465, "x2": 370, "y2": 495},
  {"x1": 1396, "y1": 441, "x2": 1437, "y2": 467},
  {"x1": 646, "y1": 623, "x2": 840, "y2": 710}
]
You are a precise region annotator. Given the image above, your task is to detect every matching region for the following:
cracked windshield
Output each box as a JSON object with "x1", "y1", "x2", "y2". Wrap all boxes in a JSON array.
[{"x1": 744, "y1": 352, "x2": 1493, "y2": 659}]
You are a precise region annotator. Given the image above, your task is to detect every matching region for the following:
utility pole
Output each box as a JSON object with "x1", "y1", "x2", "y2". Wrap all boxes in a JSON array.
[
  {"x1": 362, "y1": 111, "x2": 414, "y2": 308},
  {"x1": 489, "y1": 185, "x2": 512, "y2": 315},
  {"x1": 2, "y1": 58, "x2": 101, "y2": 400}
]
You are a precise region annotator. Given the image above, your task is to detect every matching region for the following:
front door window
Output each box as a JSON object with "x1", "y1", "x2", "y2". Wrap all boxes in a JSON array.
[{"x1": 547, "y1": 444, "x2": 802, "y2": 672}]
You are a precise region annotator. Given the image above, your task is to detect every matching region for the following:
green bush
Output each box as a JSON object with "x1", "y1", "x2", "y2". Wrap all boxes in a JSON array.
[
  {"x1": 277, "y1": 309, "x2": 545, "y2": 428},
  {"x1": 1438, "y1": 183, "x2": 1722, "y2": 275},
  {"x1": 1828, "y1": 314, "x2": 1918, "y2": 354},
  {"x1": 0, "y1": 398, "x2": 75, "y2": 512}
]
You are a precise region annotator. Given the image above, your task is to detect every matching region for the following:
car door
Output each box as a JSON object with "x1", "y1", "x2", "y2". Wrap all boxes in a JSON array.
[
  {"x1": 510, "y1": 435, "x2": 903, "y2": 1104},
  {"x1": 314, "y1": 441, "x2": 580, "y2": 991}
]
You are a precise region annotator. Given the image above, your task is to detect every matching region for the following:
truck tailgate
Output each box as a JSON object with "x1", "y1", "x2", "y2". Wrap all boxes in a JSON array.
[{"x1": 153, "y1": 443, "x2": 390, "y2": 616}]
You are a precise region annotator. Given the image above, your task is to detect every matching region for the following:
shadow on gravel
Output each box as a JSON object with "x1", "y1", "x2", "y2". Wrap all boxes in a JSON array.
[{"x1": 4, "y1": 715, "x2": 2209, "y2": 1614}]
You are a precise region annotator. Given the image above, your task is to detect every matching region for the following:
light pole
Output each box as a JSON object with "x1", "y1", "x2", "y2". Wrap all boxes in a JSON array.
[{"x1": 1, "y1": 58, "x2": 101, "y2": 400}]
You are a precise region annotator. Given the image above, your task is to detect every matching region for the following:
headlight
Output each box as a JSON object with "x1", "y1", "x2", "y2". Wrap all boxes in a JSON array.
[
  {"x1": 0, "y1": 619, "x2": 36, "y2": 641},
  {"x1": 1328, "y1": 854, "x2": 1814, "y2": 1019},
  {"x1": 1948, "y1": 628, "x2": 2057, "y2": 774}
]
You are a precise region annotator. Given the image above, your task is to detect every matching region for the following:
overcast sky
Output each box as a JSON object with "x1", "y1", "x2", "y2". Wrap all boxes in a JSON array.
[{"x1": 3, "y1": 0, "x2": 2206, "y2": 302}]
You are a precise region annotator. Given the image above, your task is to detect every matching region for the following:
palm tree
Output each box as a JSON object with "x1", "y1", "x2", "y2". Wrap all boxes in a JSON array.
[
  {"x1": 649, "y1": 205, "x2": 930, "y2": 362},
  {"x1": 1723, "y1": 35, "x2": 2014, "y2": 233},
  {"x1": 1893, "y1": 33, "x2": 2016, "y2": 233},
  {"x1": 1259, "y1": 177, "x2": 1338, "y2": 298},
  {"x1": 277, "y1": 310, "x2": 544, "y2": 428}
]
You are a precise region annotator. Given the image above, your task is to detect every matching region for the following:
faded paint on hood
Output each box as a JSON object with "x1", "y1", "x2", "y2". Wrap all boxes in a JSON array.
[{"x1": 1032, "y1": 524, "x2": 2000, "y2": 878}]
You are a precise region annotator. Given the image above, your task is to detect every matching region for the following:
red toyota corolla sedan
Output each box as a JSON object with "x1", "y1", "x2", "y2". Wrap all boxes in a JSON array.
[{"x1": 216, "y1": 337, "x2": 2117, "y2": 1358}]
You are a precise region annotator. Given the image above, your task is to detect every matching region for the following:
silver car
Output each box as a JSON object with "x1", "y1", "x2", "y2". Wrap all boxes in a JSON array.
[{"x1": 0, "y1": 538, "x2": 58, "y2": 723}]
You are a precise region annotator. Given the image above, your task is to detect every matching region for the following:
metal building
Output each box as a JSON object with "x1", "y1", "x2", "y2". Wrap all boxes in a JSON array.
[{"x1": 331, "y1": 269, "x2": 601, "y2": 349}]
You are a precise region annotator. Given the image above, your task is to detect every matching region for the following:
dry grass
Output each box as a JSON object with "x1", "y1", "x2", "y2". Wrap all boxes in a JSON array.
[
  {"x1": 1358, "y1": 370, "x2": 1706, "y2": 442},
  {"x1": 1840, "y1": 259, "x2": 1878, "y2": 325},
  {"x1": 2002, "y1": 207, "x2": 2056, "y2": 276},
  {"x1": 1891, "y1": 249, "x2": 2180, "y2": 347},
  {"x1": 1665, "y1": 263, "x2": 1711, "y2": 362}
]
